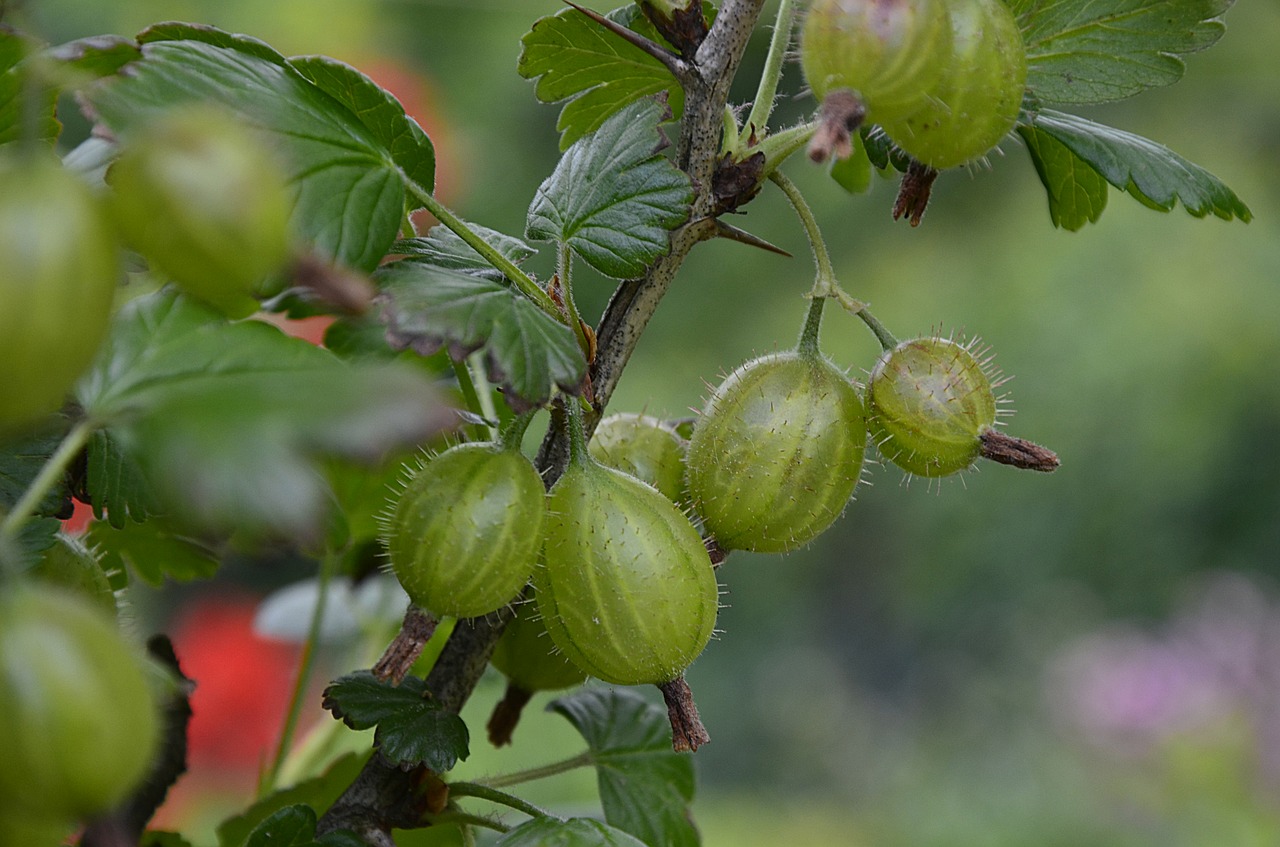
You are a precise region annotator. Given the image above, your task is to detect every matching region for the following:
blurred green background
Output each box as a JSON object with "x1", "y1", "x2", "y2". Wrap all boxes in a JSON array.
[{"x1": 21, "y1": 0, "x2": 1280, "y2": 843}]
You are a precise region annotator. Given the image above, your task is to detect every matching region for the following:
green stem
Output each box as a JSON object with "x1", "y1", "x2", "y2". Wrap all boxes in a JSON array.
[
  {"x1": 448, "y1": 782, "x2": 555, "y2": 819},
  {"x1": 557, "y1": 243, "x2": 592, "y2": 360},
  {"x1": 474, "y1": 751, "x2": 595, "y2": 789},
  {"x1": 425, "y1": 811, "x2": 510, "y2": 834},
  {"x1": 562, "y1": 400, "x2": 591, "y2": 469},
  {"x1": 406, "y1": 183, "x2": 561, "y2": 319},
  {"x1": 720, "y1": 105, "x2": 741, "y2": 155},
  {"x1": 769, "y1": 170, "x2": 838, "y2": 299},
  {"x1": 755, "y1": 120, "x2": 817, "y2": 176},
  {"x1": 856, "y1": 308, "x2": 899, "y2": 352},
  {"x1": 797, "y1": 294, "x2": 825, "y2": 356},
  {"x1": 451, "y1": 354, "x2": 492, "y2": 442},
  {"x1": 259, "y1": 550, "x2": 337, "y2": 798},
  {"x1": 744, "y1": 0, "x2": 799, "y2": 140},
  {"x1": 498, "y1": 410, "x2": 538, "y2": 452},
  {"x1": 0, "y1": 420, "x2": 93, "y2": 550}
]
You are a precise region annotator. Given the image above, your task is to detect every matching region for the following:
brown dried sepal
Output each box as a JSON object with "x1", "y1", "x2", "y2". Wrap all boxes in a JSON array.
[
  {"x1": 640, "y1": 1, "x2": 711, "y2": 59},
  {"x1": 290, "y1": 252, "x2": 376, "y2": 315},
  {"x1": 486, "y1": 682, "x2": 535, "y2": 747},
  {"x1": 659, "y1": 676, "x2": 710, "y2": 752},
  {"x1": 807, "y1": 89, "x2": 867, "y2": 164},
  {"x1": 711, "y1": 151, "x2": 766, "y2": 216},
  {"x1": 891, "y1": 160, "x2": 939, "y2": 227},
  {"x1": 979, "y1": 430, "x2": 1060, "y2": 472}
]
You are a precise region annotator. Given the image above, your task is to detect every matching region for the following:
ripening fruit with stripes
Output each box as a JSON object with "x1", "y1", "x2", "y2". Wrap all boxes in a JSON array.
[
  {"x1": 535, "y1": 409, "x2": 718, "y2": 687},
  {"x1": 383, "y1": 443, "x2": 545, "y2": 619},
  {"x1": 685, "y1": 351, "x2": 867, "y2": 553},
  {"x1": 589, "y1": 413, "x2": 688, "y2": 506}
]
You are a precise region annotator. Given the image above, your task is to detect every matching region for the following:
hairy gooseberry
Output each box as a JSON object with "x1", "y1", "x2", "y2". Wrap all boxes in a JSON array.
[
  {"x1": 589, "y1": 413, "x2": 687, "y2": 505},
  {"x1": 384, "y1": 442, "x2": 545, "y2": 620},
  {"x1": 686, "y1": 351, "x2": 867, "y2": 553},
  {"x1": 882, "y1": 0, "x2": 1027, "y2": 168},
  {"x1": 0, "y1": 153, "x2": 118, "y2": 432},
  {"x1": 867, "y1": 336, "x2": 997, "y2": 476},
  {"x1": 29, "y1": 534, "x2": 117, "y2": 617},
  {"x1": 109, "y1": 105, "x2": 292, "y2": 318},
  {"x1": 0, "y1": 584, "x2": 159, "y2": 822},
  {"x1": 801, "y1": 0, "x2": 953, "y2": 125},
  {"x1": 535, "y1": 407, "x2": 718, "y2": 687}
]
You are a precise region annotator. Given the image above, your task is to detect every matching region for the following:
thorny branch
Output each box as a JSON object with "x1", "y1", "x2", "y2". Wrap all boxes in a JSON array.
[{"x1": 317, "y1": 1, "x2": 770, "y2": 839}]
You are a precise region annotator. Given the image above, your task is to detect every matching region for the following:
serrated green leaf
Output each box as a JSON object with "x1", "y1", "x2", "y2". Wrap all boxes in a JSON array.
[
  {"x1": 1024, "y1": 109, "x2": 1250, "y2": 222},
  {"x1": 86, "y1": 30, "x2": 407, "y2": 272},
  {"x1": 376, "y1": 261, "x2": 586, "y2": 410},
  {"x1": 527, "y1": 99, "x2": 691, "y2": 279},
  {"x1": 216, "y1": 753, "x2": 367, "y2": 847},
  {"x1": 1013, "y1": 0, "x2": 1233, "y2": 105},
  {"x1": 0, "y1": 428, "x2": 72, "y2": 518},
  {"x1": 86, "y1": 519, "x2": 220, "y2": 586},
  {"x1": 496, "y1": 817, "x2": 650, "y2": 847},
  {"x1": 550, "y1": 688, "x2": 698, "y2": 847},
  {"x1": 391, "y1": 224, "x2": 537, "y2": 282},
  {"x1": 519, "y1": 5, "x2": 686, "y2": 150},
  {"x1": 828, "y1": 133, "x2": 873, "y2": 195},
  {"x1": 86, "y1": 429, "x2": 161, "y2": 527},
  {"x1": 243, "y1": 805, "x2": 318, "y2": 847},
  {"x1": 322, "y1": 671, "x2": 469, "y2": 772},
  {"x1": 860, "y1": 126, "x2": 910, "y2": 174},
  {"x1": 45, "y1": 34, "x2": 141, "y2": 79},
  {"x1": 77, "y1": 290, "x2": 453, "y2": 541},
  {"x1": 289, "y1": 55, "x2": 434, "y2": 195},
  {"x1": 1017, "y1": 122, "x2": 1108, "y2": 230}
]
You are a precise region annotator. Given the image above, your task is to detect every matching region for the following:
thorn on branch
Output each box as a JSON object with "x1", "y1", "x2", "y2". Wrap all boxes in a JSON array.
[
  {"x1": 807, "y1": 89, "x2": 866, "y2": 164},
  {"x1": 891, "y1": 160, "x2": 938, "y2": 226},
  {"x1": 710, "y1": 219, "x2": 791, "y2": 257},
  {"x1": 563, "y1": 0, "x2": 692, "y2": 83},
  {"x1": 659, "y1": 675, "x2": 710, "y2": 752},
  {"x1": 373, "y1": 605, "x2": 439, "y2": 685}
]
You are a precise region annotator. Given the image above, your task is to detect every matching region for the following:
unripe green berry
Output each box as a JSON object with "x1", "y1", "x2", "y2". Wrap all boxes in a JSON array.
[
  {"x1": 384, "y1": 443, "x2": 545, "y2": 620},
  {"x1": 801, "y1": 0, "x2": 953, "y2": 125},
  {"x1": 686, "y1": 351, "x2": 867, "y2": 553},
  {"x1": 0, "y1": 584, "x2": 159, "y2": 822},
  {"x1": 589, "y1": 413, "x2": 687, "y2": 506},
  {"x1": 0, "y1": 153, "x2": 118, "y2": 432},
  {"x1": 867, "y1": 336, "x2": 998, "y2": 476},
  {"x1": 882, "y1": 0, "x2": 1027, "y2": 168},
  {"x1": 490, "y1": 596, "x2": 587, "y2": 693},
  {"x1": 536, "y1": 457, "x2": 718, "y2": 687},
  {"x1": 109, "y1": 105, "x2": 292, "y2": 318}
]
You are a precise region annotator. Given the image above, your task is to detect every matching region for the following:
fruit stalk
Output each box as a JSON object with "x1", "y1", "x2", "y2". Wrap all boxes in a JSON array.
[
  {"x1": 371, "y1": 604, "x2": 439, "y2": 686},
  {"x1": 744, "y1": 0, "x2": 800, "y2": 140},
  {"x1": 0, "y1": 419, "x2": 92, "y2": 557},
  {"x1": 660, "y1": 676, "x2": 711, "y2": 752}
]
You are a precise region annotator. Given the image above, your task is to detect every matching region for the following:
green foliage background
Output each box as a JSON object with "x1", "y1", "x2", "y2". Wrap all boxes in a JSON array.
[{"x1": 24, "y1": 0, "x2": 1280, "y2": 843}]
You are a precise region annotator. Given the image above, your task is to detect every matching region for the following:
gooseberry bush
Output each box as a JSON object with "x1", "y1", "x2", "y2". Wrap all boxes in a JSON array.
[{"x1": 0, "y1": 0, "x2": 1251, "y2": 844}]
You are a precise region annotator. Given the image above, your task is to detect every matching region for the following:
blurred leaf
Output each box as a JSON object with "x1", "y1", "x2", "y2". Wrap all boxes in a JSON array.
[
  {"x1": 86, "y1": 519, "x2": 219, "y2": 586},
  {"x1": 243, "y1": 805, "x2": 318, "y2": 847},
  {"x1": 288, "y1": 55, "x2": 435, "y2": 194},
  {"x1": 496, "y1": 817, "x2": 649, "y2": 847},
  {"x1": 518, "y1": 5, "x2": 685, "y2": 150},
  {"x1": 77, "y1": 291, "x2": 452, "y2": 541},
  {"x1": 217, "y1": 753, "x2": 366, "y2": 847},
  {"x1": 376, "y1": 261, "x2": 586, "y2": 410},
  {"x1": 1023, "y1": 110, "x2": 1251, "y2": 222},
  {"x1": 1011, "y1": 0, "x2": 1233, "y2": 105},
  {"x1": 0, "y1": 29, "x2": 59, "y2": 146},
  {"x1": 0, "y1": 428, "x2": 71, "y2": 517},
  {"x1": 1018, "y1": 123, "x2": 1109, "y2": 230},
  {"x1": 829, "y1": 134, "x2": 873, "y2": 195},
  {"x1": 45, "y1": 35, "x2": 141, "y2": 79},
  {"x1": 86, "y1": 429, "x2": 161, "y2": 527},
  {"x1": 86, "y1": 25, "x2": 412, "y2": 271},
  {"x1": 527, "y1": 99, "x2": 692, "y2": 279},
  {"x1": 322, "y1": 670, "x2": 469, "y2": 772},
  {"x1": 391, "y1": 224, "x2": 537, "y2": 282},
  {"x1": 550, "y1": 688, "x2": 698, "y2": 847},
  {"x1": 254, "y1": 575, "x2": 408, "y2": 645},
  {"x1": 316, "y1": 833, "x2": 367, "y2": 847}
]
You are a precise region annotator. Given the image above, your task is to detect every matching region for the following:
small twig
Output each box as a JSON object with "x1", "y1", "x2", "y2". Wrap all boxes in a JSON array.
[
  {"x1": 659, "y1": 676, "x2": 710, "y2": 752},
  {"x1": 563, "y1": 0, "x2": 694, "y2": 84},
  {"x1": 373, "y1": 605, "x2": 439, "y2": 685}
]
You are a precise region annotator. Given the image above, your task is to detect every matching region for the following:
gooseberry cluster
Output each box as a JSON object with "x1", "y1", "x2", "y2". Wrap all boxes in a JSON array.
[
  {"x1": 801, "y1": 0, "x2": 1028, "y2": 169},
  {"x1": 382, "y1": 293, "x2": 1055, "y2": 751}
]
